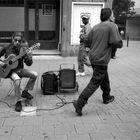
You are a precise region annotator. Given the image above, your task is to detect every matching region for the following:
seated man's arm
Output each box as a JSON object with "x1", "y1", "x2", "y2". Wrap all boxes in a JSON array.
[
  {"x1": 24, "y1": 54, "x2": 33, "y2": 66},
  {"x1": 22, "y1": 44, "x2": 33, "y2": 66}
]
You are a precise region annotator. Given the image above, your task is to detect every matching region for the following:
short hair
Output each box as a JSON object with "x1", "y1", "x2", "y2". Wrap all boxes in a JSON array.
[
  {"x1": 100, "y1": 8, "x2": 112, "y2": 22},
  {"x1": 12, "y1": 32, "x2": 23, "y2": 39}
]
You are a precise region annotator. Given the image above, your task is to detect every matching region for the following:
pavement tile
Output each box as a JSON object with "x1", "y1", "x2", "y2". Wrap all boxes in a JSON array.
[
  {"x1": 0, "y1": 118, "x2": 5, "y2": 126},
  {"x1": 23, "y1": 116, "x2": 43, "y2": 126},
  {"x1": 111, "y1": 131, "x2": 139, "y2": 140},
  {"x1": 11, "y1": 126, "x2": 33, "y2": 136},
  {"x1": 3, "y1": 117, "x2": 24, "y2": 126},
  {"x1": 134, "y1": 131, "x2": 140, "y2": 140},
  {"x1": 32, "y1": 126, "x2": 68, "y2": 139},
  {"x1": 0, "y1": 126, "x2": 13, "y2": 136},
  {"x1": 67, "y1": 134, "x2": 91, "y2": 140},
  {"x1": 90, "y1": 132, "x2": 114, "y2": 140},
  {"x1": 0, "y1": 136, "x2": 22, "y2": 140},
  {"x1": 115, "y1": 122, "x2": 140, "y2": 132},
  {"x1": 99, "y1": 114, "x2": 121, "y2": 123},
  {"x1": 117, "y1": 114, "x2": 140, "y2": 122},
  {"x1": 32, "y1": 125, "x2": 55, "y2": 135},
  {"x1": 81, "y1": 113, "x2": 101, "y2": 123},
  {"x1": 22, "y1": 135, "x2": 44, "y2": 140},
  {"x1": 74, "y1": 123, "x2": 96, "y2": 134},
  {"x1": 54, "y1": 123, "x2": 76, "y2": 135},
  {"x1": 93, "y1": 123, "x2": 120, "y2": 133},
  {"x1": 44, "y1": 134, "x2": 67, "y2": 140}
]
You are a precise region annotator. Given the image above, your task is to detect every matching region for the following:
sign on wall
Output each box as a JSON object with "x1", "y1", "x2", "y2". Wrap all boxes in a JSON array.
[
  {"x1": 71, "y1": 2, "x2": 104, "y2": 45},
  {"x1": 42, "y1": 4, "x2": 56, "y2": 16}
]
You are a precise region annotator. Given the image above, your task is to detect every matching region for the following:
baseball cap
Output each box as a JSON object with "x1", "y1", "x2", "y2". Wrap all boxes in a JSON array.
[{"x1": 81, "y1": 14, "x2": 89, "y2": 19}]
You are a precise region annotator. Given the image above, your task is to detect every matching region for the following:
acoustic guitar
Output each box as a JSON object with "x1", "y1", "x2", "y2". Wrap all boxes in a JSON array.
[{"x1": 0, "y1": 43, "x2": 40, "y2": 78}]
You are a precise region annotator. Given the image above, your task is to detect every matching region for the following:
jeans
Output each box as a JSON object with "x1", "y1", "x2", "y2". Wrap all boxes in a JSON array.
[
  {"x1": 10, "y1": 68, "x2": 38, "y2": 101},
  {"x1": 111, "y1": 47, "x2": 117, "y2": 58},
  {"x1": 78, "y1": 65, "x2": 111, "y2": 103},
  {"x1": 77, "y1": 49, "x2": 90, "y2": 73}
]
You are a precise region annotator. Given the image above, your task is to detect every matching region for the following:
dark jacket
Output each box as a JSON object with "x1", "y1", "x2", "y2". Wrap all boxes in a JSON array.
[
  {"x1": 79, "y1": 23, "x2": 92, "y2": 50},
  {"x1": 0, "y1": 43, "x2": 33, "y2": 76}
]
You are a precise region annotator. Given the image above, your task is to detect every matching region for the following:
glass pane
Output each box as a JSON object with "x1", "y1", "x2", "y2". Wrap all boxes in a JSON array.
[
  {"x1": 28, "y1": 3, "x2": 35, "y2": 40},
  {"x1": 39, "y1": 3, "x2": 56, "y2": 40}
]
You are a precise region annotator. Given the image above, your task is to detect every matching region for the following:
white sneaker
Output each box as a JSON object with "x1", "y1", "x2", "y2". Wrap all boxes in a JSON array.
[
  {"x1": 80, "y1": 72, "x2": 85, "y2": 76},
  {"x1": 76, "y1": 72, "x2": 85, "y2": 76},
  {"x1": 76, "y1": 72, "x2": 81, "y2": 76}
]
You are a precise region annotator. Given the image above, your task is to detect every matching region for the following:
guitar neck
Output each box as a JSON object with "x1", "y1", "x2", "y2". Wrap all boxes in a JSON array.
[
  {"x1": 11, "y1": 43, "x2": 39, "y2": 63},
  {"x1": 12, "y1": 47, "x2": 31, "y2": 63},
  {"x1": 13, "y1": 51, "x2": 26, "y2": 62}
]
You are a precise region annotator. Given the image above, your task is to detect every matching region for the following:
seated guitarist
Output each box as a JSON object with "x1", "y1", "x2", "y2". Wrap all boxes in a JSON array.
[{"x1": 0, "y1": 32, "x2": 38, "y2": 112}]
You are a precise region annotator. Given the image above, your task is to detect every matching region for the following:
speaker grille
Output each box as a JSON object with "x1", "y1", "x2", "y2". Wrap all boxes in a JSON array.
[{"x1": 60, "y1": 69, "x2": 76, "y2": 89}]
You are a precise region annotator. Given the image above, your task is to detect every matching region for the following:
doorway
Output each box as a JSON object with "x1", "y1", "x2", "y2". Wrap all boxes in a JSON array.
[
  {"x1": 26, "y1": 0, "x2": 60, "y2": 50},
  {"x1": 71, "y1": 2, "x2": 104, "y2": 45}
]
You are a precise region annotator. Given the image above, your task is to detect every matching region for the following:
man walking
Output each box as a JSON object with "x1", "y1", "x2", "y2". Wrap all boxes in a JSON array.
[{"x1": 73, "y1": 8, "x2": 123, "y2": 116}]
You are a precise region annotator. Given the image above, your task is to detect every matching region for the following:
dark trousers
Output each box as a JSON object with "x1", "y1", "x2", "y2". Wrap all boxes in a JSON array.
[
  {"x1": 111, "y1": 47, "x2": 117, "y2": 58},
  {"x1": 78, "y1": 65, "x2": 111, "y2": 104}
]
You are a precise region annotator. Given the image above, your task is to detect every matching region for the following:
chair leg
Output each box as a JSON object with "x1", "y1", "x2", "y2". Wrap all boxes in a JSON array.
[{"x1": 7, "y1": 80, "x2": 15, "y2": 97}]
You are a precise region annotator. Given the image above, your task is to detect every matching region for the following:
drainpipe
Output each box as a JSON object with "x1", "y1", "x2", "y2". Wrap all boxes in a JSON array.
[{"x1": 24, "y1": 0, "x2": 28, "y2": 41}]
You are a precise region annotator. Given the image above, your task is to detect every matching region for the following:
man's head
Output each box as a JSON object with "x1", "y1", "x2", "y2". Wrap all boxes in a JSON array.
[
  {"x1": 12, "y1": 32, "x2": 23, "y2": 46},
  {"x1": 81, "y1": 15, "x2": 89, "y2": 25},
  {"x1": 100, "y1": 8, "x2": 115, "y2": 22}
]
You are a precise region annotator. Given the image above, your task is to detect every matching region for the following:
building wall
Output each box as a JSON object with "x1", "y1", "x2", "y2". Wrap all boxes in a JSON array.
[
  {"x1": 125, "y1": 0, "x2": 140, "y2": 41},
  {"x1": 0, "y1": 7, "x2": 24, "y2": 31},
  {"x1": 126, "y1": 18, "x2": 140, "y2": 40}
]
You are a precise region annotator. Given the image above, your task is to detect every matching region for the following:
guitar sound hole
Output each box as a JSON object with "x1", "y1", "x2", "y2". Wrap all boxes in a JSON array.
[{"x1": 9, "y1": 60, "x2": 13, "y2": 65}]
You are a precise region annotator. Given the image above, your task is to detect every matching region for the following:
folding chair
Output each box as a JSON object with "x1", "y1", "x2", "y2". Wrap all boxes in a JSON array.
[{"x1": 0, "y1": 78, "x2": 15, "y2": 98}]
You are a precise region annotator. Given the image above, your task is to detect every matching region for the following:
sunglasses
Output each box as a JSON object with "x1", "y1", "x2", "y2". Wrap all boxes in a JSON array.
[{"x1": 14, "y1": 39, "x2": 21, "y2": 43}]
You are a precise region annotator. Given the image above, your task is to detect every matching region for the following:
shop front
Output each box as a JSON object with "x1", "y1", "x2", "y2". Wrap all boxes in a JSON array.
[
  {"x1": 0, "y1": 0, "x2": 61, "y2": 50},
  {"x1": 24, "y1": 0, "x2": 60, "y2": 50},
  {"x1": 0, "y1": 0, "x2": 112, "y2": 56}
]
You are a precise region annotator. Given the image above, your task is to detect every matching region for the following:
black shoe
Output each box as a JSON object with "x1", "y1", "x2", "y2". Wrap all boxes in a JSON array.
[
  {"x1": 21, "y1": 90, "x2": 33, "y2": 100},
  {"x1": 15, "y1": 101, "x2": 22, "y2": 112},
  {"x1": 103, "y1": 96, "x2": 115, "y2": 104},
  {"x1": 73, "y1": 100, "x2": 83, "y2": 116}
]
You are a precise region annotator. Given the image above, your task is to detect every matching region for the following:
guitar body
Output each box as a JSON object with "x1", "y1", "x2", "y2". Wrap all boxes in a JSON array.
[
  {"x1": 0, "y1": 54, "x2": 18, "y2": 78},
  {"x1": 0, "y1": 42, "x2": 40, "y2": 78}
]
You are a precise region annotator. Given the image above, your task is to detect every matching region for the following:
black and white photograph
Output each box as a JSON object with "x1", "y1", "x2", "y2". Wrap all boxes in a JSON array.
[{"x1": 0, "y1": 0, "x2": 140, "y2": 140}]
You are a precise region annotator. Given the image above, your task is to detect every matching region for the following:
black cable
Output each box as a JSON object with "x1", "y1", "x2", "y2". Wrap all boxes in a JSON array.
[
  {"x1": 23, "y1": 94, "x2": 74, "y2": 113},
  {"x1": 0, "y1": 100, "x2": 13, "y2": 108},
  {"x1": 0, "y1": 92, "x2": 74, "y2": 113}
]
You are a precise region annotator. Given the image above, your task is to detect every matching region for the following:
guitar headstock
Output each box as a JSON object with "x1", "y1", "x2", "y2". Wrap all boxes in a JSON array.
[
  {"x1": 33, "y1": 43, "x2": 40, "y2": 49},
  {"x1": 18, "y1": 43, "x2": 41, "y2": 57},
  {"x1": 30, "y1": 43, "x2": 40, "y2": 50}
]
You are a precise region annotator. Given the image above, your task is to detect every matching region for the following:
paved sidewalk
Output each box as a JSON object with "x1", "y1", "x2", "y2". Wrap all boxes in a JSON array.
[{"x1": 0, "y1": 41, "x2": 140, "y2": 140}]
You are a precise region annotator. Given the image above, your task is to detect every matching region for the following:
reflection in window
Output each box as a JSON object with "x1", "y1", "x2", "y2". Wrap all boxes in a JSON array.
[{"x1": 42, "y1": 4, "x2": 56, "y2": 16}]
